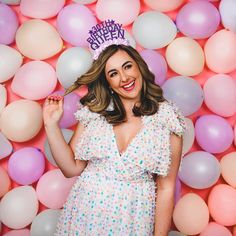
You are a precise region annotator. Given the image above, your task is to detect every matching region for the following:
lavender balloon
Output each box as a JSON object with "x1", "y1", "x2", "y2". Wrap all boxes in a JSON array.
[
  {"x1": 0, "y1": 3, "x2": 19, "y2": 44},
  {"x1": 8, "y1": 147, "x2": 45, "y2": 185},
  {"x1": 176, "y1": 1, "x2": 220, "y2": 39},
  {"x1": 0, "y1": 132, "x2": 13, "y2": 159},
  {"x1": 140, "y1": 49, "x2": 167, "y2": 86},
  {"x1": 195, "y1": 115, "x2": 234, "y2": 153},
  {"x1": 179, "y1": 151, "x2": 221, "y2": 189},
  {"x1": 174, "y1": 176, "x2": 182, "y2": 205}
]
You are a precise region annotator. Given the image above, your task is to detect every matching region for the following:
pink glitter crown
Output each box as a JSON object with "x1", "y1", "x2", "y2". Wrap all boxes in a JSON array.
[{"x1": 87, "y1": 19, "x2": 130, "y2": 60}]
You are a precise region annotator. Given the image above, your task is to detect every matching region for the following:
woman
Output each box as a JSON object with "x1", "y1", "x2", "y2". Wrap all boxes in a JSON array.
[{"x1": 43, "y1": 43, "x2": 186, "y2": 235}]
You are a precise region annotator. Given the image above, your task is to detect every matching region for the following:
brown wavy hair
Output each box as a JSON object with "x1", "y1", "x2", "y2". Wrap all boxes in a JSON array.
[{"x1": 64, "y1": 44, "x2": 165, "y2": 125}]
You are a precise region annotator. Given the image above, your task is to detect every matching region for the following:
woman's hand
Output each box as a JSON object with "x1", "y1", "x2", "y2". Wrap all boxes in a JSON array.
[{"x1": 43, "y1": 94, "x2": 64, "y2": 127}]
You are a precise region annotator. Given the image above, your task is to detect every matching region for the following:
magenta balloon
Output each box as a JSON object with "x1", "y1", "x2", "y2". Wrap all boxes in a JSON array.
[
  {"x1": 8, "y1": 147, "x2": 45, "y2": 185},
  {"x1": 195, "y1": 115, "x2": 234, "y2": 153},
  {"x1": 140, "y1": 49, "x2": 167, "y2": 86},
  {"x1": 176, "y1": 1, "x2": 220, "y2": 39},
  {"x1": 0, "y1": 3, "x2": 19, "y2": 44},
  {"x1": 56, "y1": 3, "x2": 97, "y2": 47}
]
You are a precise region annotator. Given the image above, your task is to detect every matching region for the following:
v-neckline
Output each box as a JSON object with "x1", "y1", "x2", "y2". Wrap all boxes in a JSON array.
[{"x1": 109, "y1": 115, "x2": 146, "y2": 158}]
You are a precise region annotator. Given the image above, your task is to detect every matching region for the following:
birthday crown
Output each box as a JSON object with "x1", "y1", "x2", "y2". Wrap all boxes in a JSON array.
[{"x1": 87, "y1": 20, "x2": 130, "y2": 60}]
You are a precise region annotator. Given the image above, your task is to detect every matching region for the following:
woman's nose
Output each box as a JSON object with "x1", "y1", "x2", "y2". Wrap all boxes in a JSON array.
[{"x1": 120, "y1": 71, "x2": 129, "y2": 82}]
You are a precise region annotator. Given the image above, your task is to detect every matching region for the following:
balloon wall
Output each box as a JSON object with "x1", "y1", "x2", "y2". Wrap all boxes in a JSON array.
[{"x1": 0, "y1": 0, "x2": 235, "y2": 235}]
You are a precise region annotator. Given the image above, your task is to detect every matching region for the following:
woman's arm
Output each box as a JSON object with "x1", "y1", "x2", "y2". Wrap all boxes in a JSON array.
[{"x1": 154, "y1": 133, "x2": 183, "y2": 236}]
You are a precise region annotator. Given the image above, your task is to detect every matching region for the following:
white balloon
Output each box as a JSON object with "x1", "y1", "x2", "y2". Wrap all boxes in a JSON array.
[
  {"x1": 0, "y1": 44, "x2": 23, "y2": 83},
  {"x1": 0, "y1": 84, "x2": 7, "y2": 114},
  {"x1": 0, "y1": 0, "x2": 20, "y2": 5},
  {"x1": 0, "y1": 186, "x2": 38, "y2": 229},
  {"x1": 132, "y1": 11, "x2": 177, "y2": 49},
  {"x1": 182, "y1": 118, "x2": 195, "y2": 156},
  {"x1": 73, "y1": 0, "x2": 97, "y2": 3},
  {"x1": 56, "y1": 47, "x2": 93, "y2": 89}
]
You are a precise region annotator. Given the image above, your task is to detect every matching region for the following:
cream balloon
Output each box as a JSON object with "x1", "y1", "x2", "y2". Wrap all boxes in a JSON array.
[
  {"x1": 144, "y1": 0, "x2": 184, "y2": 12},
  {"x1": 11, "y1": 61, "x2": 57, "y2": 100},
  {"x1": 0, "y1": 99, "x2": 43, "y2": 142},
  {"x1": 0, "y1": 84, "x2": 7, "y2": 113},
  {"x1": 173, "y1": 193, "x2": 209, "y2": 235},
  {"x1": 0, "y1": 186, "x2": 38, "y2": 229},
  {"x1": 0, "y1": 44, "x2": 23, "y2": 83},
  {"x1": 20, "y1": 0, "x2": 65, "y2": 19},
  {"x1": 166, "y1": 37, "x2": 204, "y2": 76},
  {"x1": 182, "y1": 118, "x2": 194, "y2": 156},
  {"x1": 15, "y1": 19, "x2": 63, "y2": 60}
]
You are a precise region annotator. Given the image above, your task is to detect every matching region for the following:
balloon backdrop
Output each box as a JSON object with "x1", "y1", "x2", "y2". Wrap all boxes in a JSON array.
[
  {"x1": 0, "y1": 166, "x2": 11, "y2": 198},
  {"x1": 182, "y1": 118, "x2": 194, "y2": 156},
  {"x1": 0, "y1": 84, "x2": 7, "y2": 113},
  {"x1": 0, "y1": 132, "x2": 12, "y2": 159},
  {"x1": 144, "y1": 0, "x2": 184, "y2": 12},
  {"x1": 3, "y1": 229, "x2": 30, "y2": 236},
  {"x1": 200, "y1": 222, "x2": 233, "y2": 236}
]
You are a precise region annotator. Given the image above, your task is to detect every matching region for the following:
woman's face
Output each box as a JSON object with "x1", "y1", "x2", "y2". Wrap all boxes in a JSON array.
[{"x1": 104, "y1": 50, "x2": 143, "y2": 102}]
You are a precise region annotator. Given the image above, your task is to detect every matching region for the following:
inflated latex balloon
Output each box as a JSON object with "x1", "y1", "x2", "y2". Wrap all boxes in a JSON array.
[
  {"x1": 30, "y1": 209, "x2": 61, "y2": 236},
  {"x1": 208, "y1": 184, "x2": 236, "y2": 226},
  {"x1": 166, "y1": 37, "x2": 204, "y2": 76},
  {"x1": 11, "y1": 61, "x2": 57, "y2": 100},
  {"x1": 132, "y1": 11, "x2": 177, "y2": 49},
  {"x1": 173, "y1": 193, "x2": 209, "y2": 235},
  {"x1": 219, "y1": 0, "x2": 236, "y2": 33},
  {"x1": 168, "y1": 231, "x2": 186, "y2": 236},
  {"x1": 0, "y1": 84, "x2": 7, "y2": 113},
  {"x1": 179, "y1": 151, "x2": 221, "y2": 189},
  {"x1": 221, "y1": 152, "x2": 236, "y2": 188},
  {"x1": 140, "y1": 49, "x2": 167, "y2": 86},
  {"x1": 0, "y1": 3, "x2": 19, "y2": 44},
  {"x1": 16, "y1": 19, "x2": 63, "y2": 60},
  {"x1": 3, "y1": 229, "x2": 30, "y2": 236},
  {"x1": 0, "y1": 44, "x2": 23, "y2": 83},
  {"x1": 96, "y1": 0, "x2": 140, "y2": 26},
  {"x1": 0, "y1": 99, "x2": 43, "y2": 142},
  {"x1": 200, "y1": 222, "x2": 232, "y2": 236},
  {"x1": 144, "y1": 0, "x2": 184, "y2": 12},
  {"x1": 0, "y1": 166, "x2": 11, "y2": 197},
  {"x1": 204, "y1": 74, "x2": 236, "y2": 117},
  {"x1": 124, "y1": 30, "x2": 136, "y2": 49},
  {"x1": 56, "y1": 3, "x2": 97, "y2": 47},
  {"x1": 0, "y1": 186, "x2": 38, "y2": 229},
  {"x1": 174, "y1": 176, "x2": 181, "y2": 205},
  {"x1": 176, "y1": 1, "x2": 220, "y2": 39},
  {"x1": 162, "y1": 76, "x2": 204, "y2": 116},
  {"x1": 182, "y1": 118, "x2": 194, "y2": 156},
  {"x1": 234, "y1": 124, "x2": 236, "y2": 146},
  {"x1": 0, "y1": 0, "x2": 20, "y2": 5},
  {"x1": 73, "y1": 0, "x2": 97, "y2": 3},
  {"x1": 204, "y1": 29, "x2": 236, "y2": 73},
  {"x1": 36, "y1": 169, "x2": 76, "y2": 209},
  {"x1": 195, "y1": 115, "x2": 234, "y2": 153},
  {"x1": 44, "y1": 129, "x2": 73, "y2": 166},
  {"x1": 56, "y1": 47, "x2": 93, "y2": 89},
  {"x1": 8, "y1": 147, "x2": 45, "y2": 185},
  {"x1": 20, "y1": 0, "x2": 65, "y2": 19},
  {"x1": 0, "y1": 132, "x2": 12, "y2": 159}
]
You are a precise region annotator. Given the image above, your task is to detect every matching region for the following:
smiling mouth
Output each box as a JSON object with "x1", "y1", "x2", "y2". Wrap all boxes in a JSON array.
[{"x1": 122, "y1": 80, "x2": 135, "y2": 91}]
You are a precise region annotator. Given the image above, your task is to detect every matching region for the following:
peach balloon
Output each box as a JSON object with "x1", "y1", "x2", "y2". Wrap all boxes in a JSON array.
[
  {"x1": 0, "y1": 84, "x2": 7, "y2": 113},
  {"x1": 15, "y1": 19, "x2": 63, "y2": 60},
  {"x1": 0, "y1": 166, "x2": 11, "y2": 197},
  {"x1": 11, "y1": 61, "x2": 57, "y2": 100},
  {"x1": 173, "y1": 193, "x2": 209, "y2": 235},
  {"x1": 0, "y1": 99, "x2": 43, "y2": 142},
  {"x1": 204, "y1": 29, "x2": 236, "y2": 73},
  {"x1": 221, "y1": 152, "x2": 236, "y2": 188},
  {"x1": 200, "y1": 222, "x2": 232, "y2": 236},
  {"x1": 233, "y1": 225, "x2": 236, "y2": 236},
  {"x1": 20, "y1": 0, "x2": 65, "y2": 19},
  {"x1": 208, "y1": 184, "x2": 236, "y2": 226},
  {"x1": 166, "y1": 37, "x2": 204, "y2": 76},
  {"x1": 144, "y1": 0, "x2": 184, "y2": 12}
]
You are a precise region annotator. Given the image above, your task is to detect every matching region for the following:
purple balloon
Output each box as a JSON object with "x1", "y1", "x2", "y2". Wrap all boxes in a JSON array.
[
  {"x1": 8, "y1": 147, "x2": 45, "y2": 185},
  {"x1": 0, "y1": 3, "x2": 19, "y2": 44},
  {"x1": 195, "y1": 115, "x2": 234, "y2": 153},
  {"x1": 140, "y1": 49, "x2": 167, "y2": 86},
  {"x1": 176, "y1": 1, "x2": 220, "y2": 39},
  {"x1": 56, "y1": 3, "x2": 97, "y2": 47},
  {"x1": 174, "y1": 176, "x2": 182, "y2": 205}
]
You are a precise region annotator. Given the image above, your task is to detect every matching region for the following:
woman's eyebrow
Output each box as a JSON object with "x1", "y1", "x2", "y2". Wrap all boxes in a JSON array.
[{"x1": 107, "y1": 61, "x2": 132, "y2": 74}]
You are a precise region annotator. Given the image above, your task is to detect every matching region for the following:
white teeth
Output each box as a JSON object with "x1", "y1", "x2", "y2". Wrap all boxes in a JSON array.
[{"x1": 123, "y1": 81, "x2": 135, "y2": 88}]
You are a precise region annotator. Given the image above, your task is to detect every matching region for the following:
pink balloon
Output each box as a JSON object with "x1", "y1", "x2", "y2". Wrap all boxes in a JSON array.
[
  {"x1": 0, "y1": 3, "x2": 19, "y2": 45},
  {"x1": 208, "y1": 184, "x2": 236, "y2": 226},
  {"x1": 200, "y1": 222, "x2": 232, "y2": 236},
  {"x1": 204, "y1": 29, "x2": 236, "y2": 73},
  {"x1": 11, "y1": 61, "x2": 57, "y2": 100},
  {"x1": 36, "y1": 169, "x2": 76, "y2": 209},
  {"x1": 20, "y1": 0, "x2": 65, "y2": 19},
  {"x1": 140, "y1": 49, "x2": 167, "y2": 86},
  {"x1": 0, "y1": 166, "x2": 11, "y2": 197},
  {"x1": 8, "y1": 147, "x2": 45, "y2": 185},
  {"x1": 234, "y1": 124, "x2": 236, "y2": 146},
  {"x1": 56, "y1": 3, "x2": 97, "y2": 46},
  {"x1": 3, "y1": 229, "x2": 30, "y2": 236}
]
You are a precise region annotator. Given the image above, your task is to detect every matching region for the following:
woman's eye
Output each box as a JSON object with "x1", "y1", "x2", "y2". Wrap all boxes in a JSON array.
[
  {"x1": 110, "y1": 72, "x2": 117, "y2": 77},
  {"x1": 125, "y1": 64, "x2": 132, "y2": 69}
]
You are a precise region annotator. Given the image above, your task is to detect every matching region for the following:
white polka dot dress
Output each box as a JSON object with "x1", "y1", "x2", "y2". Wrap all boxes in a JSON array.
[{"x1": 55, "y1": 100, "x2": 186, "y2": 236}]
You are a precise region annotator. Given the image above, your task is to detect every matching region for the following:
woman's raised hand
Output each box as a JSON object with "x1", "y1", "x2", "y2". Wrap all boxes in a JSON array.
[{"x1": 43, "y1": 94, "x2": 64, "y2": 126}]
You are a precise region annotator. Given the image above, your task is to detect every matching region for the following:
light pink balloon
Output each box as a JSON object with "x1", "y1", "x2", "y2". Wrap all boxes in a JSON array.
[
  {"x1": 96, "y1": 0, "x2": 140, "y2": 26},
  {"x1": 203, "y1": 74, "x2": 236, "y2": 117},
  {"x1": 20, "y1": 0, "x2": 65, "y2": 19},
  {"x1": 11, "y1": 61, "x2": 57, "y2": 100},
  {"x1": 204, "y1": 29, "x2": 236, "y2": 73},
  {"x1": 200, "y1": 222, "x2": 232, "y2": 236},
  {"x1": 36, "y1": 169, "x2": 77, "y2": 209},
  {"x1": 3, "y1": 229, "x2": 30, "y2": 236}
]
